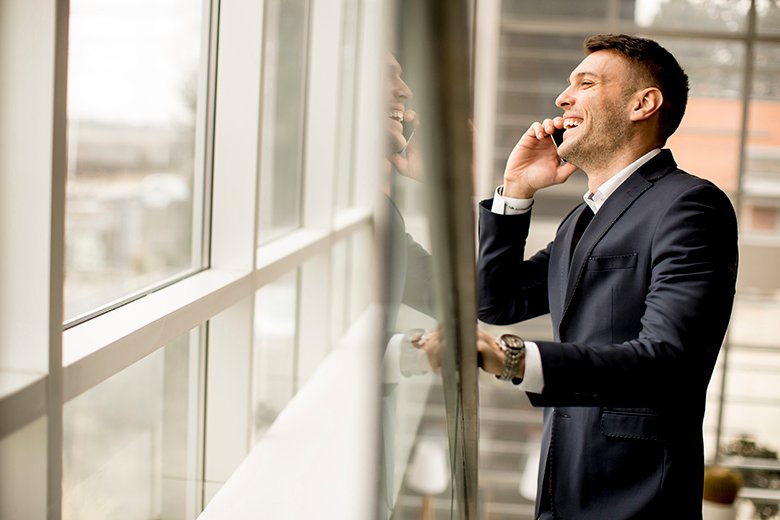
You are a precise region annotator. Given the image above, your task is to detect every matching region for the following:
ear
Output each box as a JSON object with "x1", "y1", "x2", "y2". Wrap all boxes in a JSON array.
[{"x1": 629, "y1": 87, "x2": 663, "y2": 122}]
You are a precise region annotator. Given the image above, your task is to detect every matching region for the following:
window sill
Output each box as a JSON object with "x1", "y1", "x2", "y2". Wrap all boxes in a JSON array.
[
  {"x1": 63, "y1": 269, "x2": 251, "y2": 401},
  {"x1": 197, "y1": 307, "x2": 381, "y2": 520},
  {"x1": 254, "y1": 207, "x2": 372, "y2": 276}
]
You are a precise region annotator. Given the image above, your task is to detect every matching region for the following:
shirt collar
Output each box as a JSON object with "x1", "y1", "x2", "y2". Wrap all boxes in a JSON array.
[{"x1": 583, "y1": 148, "x2": 661, "y2": 213}]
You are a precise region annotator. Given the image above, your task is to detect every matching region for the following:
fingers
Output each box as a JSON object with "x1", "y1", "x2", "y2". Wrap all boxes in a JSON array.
[
  {"x1": 530, "y1": 117, "x2": 564, "y2": 141},
  {"x1": 387, "y1": 118, "x2": 406, "y2": 153},
  {"x1": 388, "y1": 153, "x2": 408, "y2": 176},
  {"x1": 403, "y1": 109, "x2": 418, "y2": 129},
  {"x1": 413, "y1": 329, "x2": 442, "y2": 370},
  {"x1": 407, "y1": 327, "x2": 519, "y2": 377},
  {"x1": 477, "y1": 329, "x2": 494, "y2": 341},
  {"x1": 476, "y1": 330, "x2": 504, "y2": 376}
]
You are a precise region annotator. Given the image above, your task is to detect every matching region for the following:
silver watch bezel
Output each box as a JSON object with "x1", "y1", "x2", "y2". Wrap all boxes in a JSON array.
[
  {"x1": 497, "y1": 334, "x2": 525, "y2": 381},
  {"x1": 498, "y1": 333, "x2": 524, "y2": 352}
]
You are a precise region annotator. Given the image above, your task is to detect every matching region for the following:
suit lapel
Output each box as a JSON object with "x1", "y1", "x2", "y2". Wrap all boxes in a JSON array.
[
  {"x1": 557, "y1": 204, "x2": 591, "y2": 311},
  {"x1": 559, "y1": 152, "x2": 675, "y2": 324},
  {"x1": 560, "y1": 205, "x2": 590, "y2": 272}
]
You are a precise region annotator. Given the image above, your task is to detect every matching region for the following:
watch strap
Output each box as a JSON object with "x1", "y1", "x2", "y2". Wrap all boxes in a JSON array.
[{"x1": 497, "y1": 334, "x2": 525, "y2": 382}]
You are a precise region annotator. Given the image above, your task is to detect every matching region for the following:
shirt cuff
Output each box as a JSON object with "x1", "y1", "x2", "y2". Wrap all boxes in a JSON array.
[
  {"x1": 491, "y1": 185, "x2": 534, "y2": 215},
  {"x1": 516, "y1": 341, "x2": 544, "y2": 394}
]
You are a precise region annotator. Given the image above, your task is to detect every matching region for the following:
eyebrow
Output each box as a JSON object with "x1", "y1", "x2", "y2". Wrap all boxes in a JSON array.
[{"x1": 568, "y1": 71, "x2": 600, "y2": 84}]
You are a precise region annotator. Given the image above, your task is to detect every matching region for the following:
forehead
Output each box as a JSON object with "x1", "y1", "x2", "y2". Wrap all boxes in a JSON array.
[{"x1": 569, "y1": 49, "x2": 632, "y2": 82}]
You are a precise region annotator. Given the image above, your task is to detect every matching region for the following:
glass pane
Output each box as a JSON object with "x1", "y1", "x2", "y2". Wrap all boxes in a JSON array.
[
  {"x1": 494, "y1": 33, "x2": 589, "y2": 204},
  {"x1": 334, "y1": 0, "x2": 360, "y2": 211},
  {"x1": 730, "y1": 40, "x2": 780, "y2": 475},
  {"x1": 329, "y1": 238, "x2": 349, "y2": 347},
  {"x1": 257, "y1": 0, "x2": 310, "y2": 244},
  {"x1": 660, "y1": 38, "x2": 744, "y2": 195},
  {"x1": 501, "y1": 0, "x2": 610, "y2": 22},
  {"x1": 297, "y1": 254, "x2": 331, "y2": 386},
  {"x1": 722, "y1": 299, "x2": 780, "y2": 452},
  {"x1": 725, "y1": 351, "x2": 780, "y2": 400},
  {"x1": 742, "y1": 43, "x2": 780, "y2": 229},
  {"x1": 252, "y1": 270, "x2": 298, "y2": 441},
  {"x1": 625, "y1": 0, "x2": 750, "y2": 32},
  {"x1": 348, "y1": 226, "x2": 373, "y2": 323},
  {"x1": 716, "y1": 299, "x2": 780, "y2": 512},
  {"x1": 721, "y1": 400, "x2": 780, "y2": 453},
  {"x1": 63, "y1": 329, "x2": 204, "y2": 520},
  {"x1": 65, "y1": 0, "x2": 209, "y2": 322},
  {"x1": 381, "y1": 0, "x2": 478, "y2": 510},
  {"x1": 739, "y1": 44, "x2": 780, "y2": 289},
  {"x1": 757, "y1": 0, "x2": 780, "y2": 35}
]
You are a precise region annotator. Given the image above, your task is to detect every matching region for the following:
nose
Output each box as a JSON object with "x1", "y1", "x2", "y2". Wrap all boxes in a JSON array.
[
  {"x1": 555, "y1": 85, "x2": 572, "y2": 109},
  {"x1": 394, "y1": 76, "x2": 413, "y2": 101}
]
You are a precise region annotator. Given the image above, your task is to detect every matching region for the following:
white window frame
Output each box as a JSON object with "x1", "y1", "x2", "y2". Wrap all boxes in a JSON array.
[{"x1": 1, "y1": 0, "x2": 382, "y2": 518}]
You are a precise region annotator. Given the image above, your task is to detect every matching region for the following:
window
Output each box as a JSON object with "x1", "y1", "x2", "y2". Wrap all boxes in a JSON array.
[
  {"x1": 63, "y1": 329, "x2": 204, "y2": 519},
  {"x1": 257, "y1": 0, "x2": 310, "y2": 245},
  {"x1": 5, "y1": 0, "x2": 461, "y2": 517},
  {"x1": 252, "y1": 271, "x2": 297, "y2": 440},
  {"x1": 65, "y1": 0, "x2": 210, "y2": 323}
]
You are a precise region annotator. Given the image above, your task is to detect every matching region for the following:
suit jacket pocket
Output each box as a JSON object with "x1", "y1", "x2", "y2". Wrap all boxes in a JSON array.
[
  {"x1": 601, "y1": 408, "x2": 666, "y2": 441},
  {"x1": 587, "y1": 252, "x2": 638, "y2": 271}
]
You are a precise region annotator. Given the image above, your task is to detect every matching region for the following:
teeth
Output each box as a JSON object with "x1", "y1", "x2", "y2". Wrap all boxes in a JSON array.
[
  {"x1": 563, "y1": 118, "x2": 581, "y2": 130},
  {"x1": 389, "y1": 110, "x2": 404, "y2": 122}
]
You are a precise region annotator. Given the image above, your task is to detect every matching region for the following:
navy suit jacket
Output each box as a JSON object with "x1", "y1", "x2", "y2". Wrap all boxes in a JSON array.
[{"x1": 477, "y1": 150, "x2": 738, "y2": 519}]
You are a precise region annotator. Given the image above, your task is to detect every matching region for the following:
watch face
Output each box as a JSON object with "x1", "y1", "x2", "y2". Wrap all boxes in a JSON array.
[{"x1": 499, "y1": 334, "x2": 523, "y2": 350}]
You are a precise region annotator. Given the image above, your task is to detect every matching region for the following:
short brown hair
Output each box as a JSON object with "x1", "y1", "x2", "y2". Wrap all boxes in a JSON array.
[{"x1": 584, "y1": 34, "x2": 689, "y2": 143}]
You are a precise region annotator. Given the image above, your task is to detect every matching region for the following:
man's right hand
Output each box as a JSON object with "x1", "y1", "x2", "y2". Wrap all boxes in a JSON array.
[{"x1": 503, "y1": 117, "x2": 578, "y2": 199}]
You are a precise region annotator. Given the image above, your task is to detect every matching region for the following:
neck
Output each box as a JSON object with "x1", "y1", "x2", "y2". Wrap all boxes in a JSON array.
[{"x1": 583, "y1": 143, "x2": 658, "y2": 193}]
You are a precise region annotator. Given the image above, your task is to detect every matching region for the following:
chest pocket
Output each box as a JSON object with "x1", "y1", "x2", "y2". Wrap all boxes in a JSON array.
[
  {"x1": 601, "y1": 408, "x2": 666, "y2": 441},
  {"x1": 586, "y1": 252, "x2": 638, "y2": 271}
]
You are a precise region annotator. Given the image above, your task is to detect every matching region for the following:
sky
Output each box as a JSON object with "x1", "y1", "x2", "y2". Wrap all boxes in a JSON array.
[{"x1": 67, "y1": 0, "x2": 204, "y2": 126}]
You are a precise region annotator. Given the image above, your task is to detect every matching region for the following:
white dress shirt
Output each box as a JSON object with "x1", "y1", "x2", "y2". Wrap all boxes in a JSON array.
[{"x1": 489, "y1": 148, "x2": 661, "y2": 393}]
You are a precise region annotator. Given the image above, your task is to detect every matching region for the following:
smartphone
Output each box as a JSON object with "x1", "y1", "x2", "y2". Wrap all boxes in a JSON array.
[
  {"x1": 400, "y1": 119, "x2": 416, "y2": 154},
  {"x1": 551, "y1": 127, "x2": 567, "y2": 163},
  {"x1": 551, "y1": 127, "x2": 565, "y2": 148}
]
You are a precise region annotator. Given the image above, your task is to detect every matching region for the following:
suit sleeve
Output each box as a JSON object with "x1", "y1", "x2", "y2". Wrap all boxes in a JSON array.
[
  {"x1": 477, "y1": 199, "x2": 553, "y2": 324},
  {"x1": 529, "y1": 182, "x2": 738, "y2": 407},
  {"x1": 402, "y1": 233, "x2": 434, "y2": 316}
]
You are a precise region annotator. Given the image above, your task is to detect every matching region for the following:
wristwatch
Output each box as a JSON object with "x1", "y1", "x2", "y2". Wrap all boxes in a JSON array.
[{"x1": 497, "y1": 333, "x2": 526, "y2": 381}]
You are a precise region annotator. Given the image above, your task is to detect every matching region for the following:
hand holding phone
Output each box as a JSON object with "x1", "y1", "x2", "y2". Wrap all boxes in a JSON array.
[
  {"x1": 389, "y1": 109, "x2": 423, "y2": 182},
  {"x1": 400, "y1": 119, "x2": 416, "y2": 154}
]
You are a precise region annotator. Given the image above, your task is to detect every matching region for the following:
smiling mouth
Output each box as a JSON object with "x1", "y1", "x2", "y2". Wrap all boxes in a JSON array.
[
  {"x1": 389, "y1": 110, "x2": 404, "y2": 122},
  {"x1": 563, "y1": 118, "x2": 582, "y2": 130}
]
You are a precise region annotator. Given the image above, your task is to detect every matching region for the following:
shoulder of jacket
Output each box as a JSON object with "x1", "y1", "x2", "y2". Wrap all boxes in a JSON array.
[{"x1": 656, "y1": 168, "x2": 723, "y2": 193}]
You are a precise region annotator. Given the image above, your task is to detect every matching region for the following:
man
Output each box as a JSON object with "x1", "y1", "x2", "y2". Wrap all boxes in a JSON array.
[
  {"x1": 382, "y1": 52, "x2": 434, "y2": 327},
  {"x1": 476, "y1": 34, "x2": 738, "y2": 518}
]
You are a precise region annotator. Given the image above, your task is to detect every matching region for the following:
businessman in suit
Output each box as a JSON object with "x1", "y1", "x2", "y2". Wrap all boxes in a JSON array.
[{"x1": 475, "y1": 34, "x2": 738, "y2": 518}]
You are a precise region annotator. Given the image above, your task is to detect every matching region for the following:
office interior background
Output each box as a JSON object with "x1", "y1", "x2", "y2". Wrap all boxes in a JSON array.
[{"x1": 2, "y1": 0, "x2": 780, "y2": 518}]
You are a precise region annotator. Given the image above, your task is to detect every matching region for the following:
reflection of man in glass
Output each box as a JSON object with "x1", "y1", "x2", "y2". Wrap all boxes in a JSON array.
[
  {"x1": 475, "y1": 34, "x2": 738, "y2": 518},
  {"x1": 382, "y1": 53, "x2": 435, "y2": 341},
  {"x1": 385, "y1": 53, "x2": 421, "y2": 183},
  {"x1": 379, "y1": 55, "x2": 444, "y2": 520}
]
